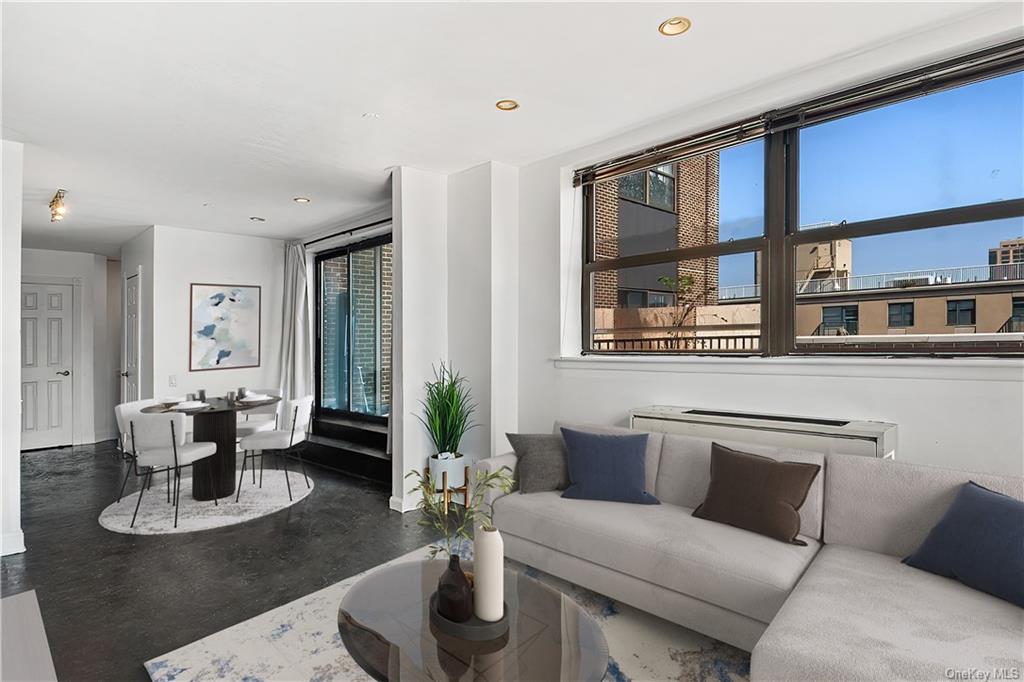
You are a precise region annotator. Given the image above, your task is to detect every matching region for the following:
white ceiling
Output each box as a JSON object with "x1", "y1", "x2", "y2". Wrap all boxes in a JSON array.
[{"x1": 3, "y1": 2, "x2": 1019, "y2": 256}]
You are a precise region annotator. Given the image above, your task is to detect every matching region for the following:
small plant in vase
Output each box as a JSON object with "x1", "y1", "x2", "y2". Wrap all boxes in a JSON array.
[
  {"x1": 418, "y1": 363, "x2": 476, "y2": 508},
  {"x1": 406, "y1": 466, "x2": 513, "y2": 626}
]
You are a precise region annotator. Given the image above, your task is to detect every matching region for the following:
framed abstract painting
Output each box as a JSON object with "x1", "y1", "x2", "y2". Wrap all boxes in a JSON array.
[{"x1": 189, "y1": 283, "x2": 261, "y2": 371}]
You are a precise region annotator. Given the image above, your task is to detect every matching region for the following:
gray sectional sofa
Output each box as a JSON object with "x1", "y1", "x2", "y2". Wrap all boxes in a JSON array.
[{"x1": 474, "y1": 422, "x2": 1024, "y2": 681}]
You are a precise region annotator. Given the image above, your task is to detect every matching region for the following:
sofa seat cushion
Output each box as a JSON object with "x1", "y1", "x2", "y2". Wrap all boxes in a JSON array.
[
  {"x1": 751, "y1": 544, "x2": 1024, "y2": 682},
  {"x1": 494, "y1": 491, "x2": 819, "y2": 623}
]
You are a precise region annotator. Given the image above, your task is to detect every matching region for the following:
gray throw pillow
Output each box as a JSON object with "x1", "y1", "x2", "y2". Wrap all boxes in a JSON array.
[{"x1": 506, "y1": 433, "x2": 569, "y2": 493}]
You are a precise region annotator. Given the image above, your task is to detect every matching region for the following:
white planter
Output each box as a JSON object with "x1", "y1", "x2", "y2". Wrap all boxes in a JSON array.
[
  {"x1": 473, "y1": 527, "x2": 504, "y2": 622},
  {"x1": 428, "y1": 454, "x2": 465, "y2": 490}
]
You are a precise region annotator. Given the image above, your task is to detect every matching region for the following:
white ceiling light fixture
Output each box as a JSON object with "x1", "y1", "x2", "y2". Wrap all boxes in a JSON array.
[
  {"x1": 292, "y1": 197, "x2": 311, "y2": 203},
  {"x1": 362, "y1": 112, "x2": 380, "y2": 119},
  {"x1": 49, "y1": 188, "x2": 67, "y2": 222},
  {"x1": 495, "y1": 99, "x2": 519, "y2": 111},
  {"x1": 658, "y1": 16, "x2": 691, "y2": 36}
]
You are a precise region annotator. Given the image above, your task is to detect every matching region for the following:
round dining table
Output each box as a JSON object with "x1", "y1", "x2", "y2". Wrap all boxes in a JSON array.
[{"x1": 140, "y1": 396, "x2": 282, "y2": 500}]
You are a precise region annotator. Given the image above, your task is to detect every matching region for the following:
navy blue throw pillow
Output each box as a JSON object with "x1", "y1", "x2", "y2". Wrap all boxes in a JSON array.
[
  {"x1": 559, "y1": 428, "x2": 659, "y2": 505},
  {"x1": 903, "y1": 481, "x2": 1024, "y2": 607}
]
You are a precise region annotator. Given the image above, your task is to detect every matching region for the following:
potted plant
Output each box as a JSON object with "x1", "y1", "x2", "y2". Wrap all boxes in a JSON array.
[
  {"x1": 418, "y1": 362, "x2": 476, "y2": 498},
  {"x1": 406, "y1": 467, "x2": 514, "y2": 625}
]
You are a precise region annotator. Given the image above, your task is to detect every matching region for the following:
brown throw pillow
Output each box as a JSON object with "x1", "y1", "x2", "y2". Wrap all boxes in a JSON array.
[{"x1": 693, "y1": 442, "x2": 821, "y2": 545}]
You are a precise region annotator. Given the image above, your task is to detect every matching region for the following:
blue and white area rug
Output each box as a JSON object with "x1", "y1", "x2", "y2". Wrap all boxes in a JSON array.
[
  {"x1": 100, "y1": 469, "x2": 314, "y2": 535},
  {"x1": 146, "y1": 545, "x2": 750, "y2": 681}
]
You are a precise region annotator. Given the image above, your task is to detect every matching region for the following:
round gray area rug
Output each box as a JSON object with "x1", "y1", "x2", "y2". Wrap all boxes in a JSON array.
[{"x1": 99, "y1": 469, "x2": 313, "y2": 535}]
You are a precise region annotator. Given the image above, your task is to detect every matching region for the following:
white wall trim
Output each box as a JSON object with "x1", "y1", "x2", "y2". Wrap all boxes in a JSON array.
[
  {"x1": 1, "y1": 531, "x2": 26, "y2": 557},
  {"x1": 553, "y1": 355, "x2": 1024, "y2": 383},
  {"x1": 388, "y1": 495, "x2": 418, "y2": 514}
]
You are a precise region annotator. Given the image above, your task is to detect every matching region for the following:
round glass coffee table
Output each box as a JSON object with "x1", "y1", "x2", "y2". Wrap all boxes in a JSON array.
[{"x1": 338, "y1": 559, "x2": 609, "y2": 681}]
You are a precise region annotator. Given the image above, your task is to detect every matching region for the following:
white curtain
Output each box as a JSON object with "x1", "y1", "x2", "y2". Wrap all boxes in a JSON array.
[{"x1": 280, "y1": 242, "x2": 313, "y2": 408}]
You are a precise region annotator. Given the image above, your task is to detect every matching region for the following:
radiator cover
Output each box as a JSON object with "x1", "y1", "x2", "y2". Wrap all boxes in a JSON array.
[{"x1": 629, "y1": 405, "x2": 897, "y2": 459}]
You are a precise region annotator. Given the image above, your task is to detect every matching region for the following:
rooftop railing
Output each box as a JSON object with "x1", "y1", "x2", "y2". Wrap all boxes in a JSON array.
[{"x1": 718, "y1": 263, "x2": 1024, "y2": 301}]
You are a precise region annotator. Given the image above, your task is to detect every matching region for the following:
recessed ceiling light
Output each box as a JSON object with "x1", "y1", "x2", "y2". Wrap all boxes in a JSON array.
[
  {"x1": 362, "y1": 112, "x2": 380, "y2": 119},
  {"x1": 658, "y1": 16, "x2": 691, "y2": 36},
  {"x1": 495, "y1": 99, "x2": 520, "y2": 111},
  {"x1": 249, "y1": 216, "x2": 266, "y2": 222},
  {"x1": 293, "y1": 197, "x2": 311, "y2": 204}
]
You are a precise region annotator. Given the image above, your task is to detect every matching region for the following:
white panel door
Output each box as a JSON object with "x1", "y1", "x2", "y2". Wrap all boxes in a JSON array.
[
  {"x1": 123, "y1": 274, "x2": 139, "y2": 402},
  {"x1": 21, "y1": 283, "x2": 74, "y2": 449}
]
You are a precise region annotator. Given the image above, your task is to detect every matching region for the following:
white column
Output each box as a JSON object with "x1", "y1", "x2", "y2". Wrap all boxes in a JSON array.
[
  {"x1": 2, "y1": 140, "x2": 26, "y2": 556},
  {"x1": 390, "y1": 166, "x2": 448, "y2": 512}
]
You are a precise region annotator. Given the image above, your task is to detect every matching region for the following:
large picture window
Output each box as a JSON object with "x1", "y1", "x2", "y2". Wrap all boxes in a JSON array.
[
  {"x1": 578, "y1": 42, "x2": 1024, "y2": 356},
  {"x1": 315, "y1": 235, "x2": 392, "y2": 419}
]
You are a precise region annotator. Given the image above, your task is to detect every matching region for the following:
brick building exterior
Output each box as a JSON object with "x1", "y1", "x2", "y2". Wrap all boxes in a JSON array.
[{"x1": 594, "y1": 152, "x2": 720, "y2": 311}]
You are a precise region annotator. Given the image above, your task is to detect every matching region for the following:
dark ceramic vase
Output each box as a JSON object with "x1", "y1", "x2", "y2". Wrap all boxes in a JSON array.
[{"x1": 437, "y1": 555, "x2": 473, "y2": 622}]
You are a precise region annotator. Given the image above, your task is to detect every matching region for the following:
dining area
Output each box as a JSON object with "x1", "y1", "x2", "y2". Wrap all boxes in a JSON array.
[{"x1": 101, "y1": 390, "x2": 316, "y2": 535}]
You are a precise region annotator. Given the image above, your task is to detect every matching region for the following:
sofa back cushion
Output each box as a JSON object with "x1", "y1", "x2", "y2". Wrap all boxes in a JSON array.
[
  {"x1": 553, "y1": 421, "x2": 662, "y2": 495},
  {"x1": 824, "y1": 453, "x2": 1024, "y2": 557},
  {"x1": 657, "y1": 434, "x2": 825, "y2": 539}
]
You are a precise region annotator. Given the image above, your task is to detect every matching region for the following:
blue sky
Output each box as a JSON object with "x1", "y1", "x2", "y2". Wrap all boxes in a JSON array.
[{"x1": 716, "y1": 71, "x2": 1024, "y2": 288}]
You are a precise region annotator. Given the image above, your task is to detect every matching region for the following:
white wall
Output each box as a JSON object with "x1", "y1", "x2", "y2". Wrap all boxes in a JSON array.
[
  {"x1": 120, "y1": 227, "x2": 155, "y2": 399},
  {"x1": 447, "y1": 163, "x2": 493, "y2": 461},
  {"x1": 150, "y1": 225, "x2": 285, "y2": 398},
  {"x1": 2, "y1": 140, "x2": 26, "y2": 555},
  {"x1": 514, "y1": 32, "x2": 1024, "y2": 477},
  {"x1": 106, "y1": 258, "x2": 121, "y2": 429},
  {"x1": 22, "y1": 248, "x2": 118, "y2": 443},
  {"x1": 390, "y1": 166, "x2": 448, "y2": 512},
  {"x1": 445, "y1": 161, "x2": 520, "y2": 462}
]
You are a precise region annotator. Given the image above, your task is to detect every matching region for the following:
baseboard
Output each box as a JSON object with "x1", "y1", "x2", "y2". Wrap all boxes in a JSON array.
[
  {"x1": 388, "y1": 495, "x2": 417, "y2": 513},
  {"x1": 1, "y1": 530, "x2": 26, "y2": 556}
]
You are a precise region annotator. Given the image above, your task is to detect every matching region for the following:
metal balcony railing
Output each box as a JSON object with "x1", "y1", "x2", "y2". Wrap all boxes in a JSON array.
[
  {"x1": 592, "y1": 335, "x2": 760, "y2": 351},
  {"x1": 718, "y1": 263, "x2": 1024, "y2": 301}
]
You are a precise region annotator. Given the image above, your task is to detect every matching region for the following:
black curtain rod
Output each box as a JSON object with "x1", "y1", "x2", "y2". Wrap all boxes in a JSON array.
[{"x1": 303, "y1": 217, "x2": 392, "y2": 247}]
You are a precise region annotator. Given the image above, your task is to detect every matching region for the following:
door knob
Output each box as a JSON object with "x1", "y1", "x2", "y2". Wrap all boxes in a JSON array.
[
  {"x1": 56, "y1": 370, "x2": 70, "y2": 376},
  {"x1": 120, "y1": 371, "x2": 130, "y2": 377}
]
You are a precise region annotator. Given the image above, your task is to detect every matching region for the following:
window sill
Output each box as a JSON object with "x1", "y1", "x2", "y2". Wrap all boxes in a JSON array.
[{"x1": 552, "y1": 353, "x2": 1023, "y2": 382}]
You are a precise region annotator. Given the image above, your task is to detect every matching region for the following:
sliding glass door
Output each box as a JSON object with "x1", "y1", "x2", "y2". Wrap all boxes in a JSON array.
[{"x1": 317, "y1": 236, "x2": 392, "y2": 420}]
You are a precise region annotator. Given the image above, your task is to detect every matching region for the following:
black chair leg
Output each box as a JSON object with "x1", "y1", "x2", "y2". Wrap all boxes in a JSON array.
[
  {"x1": 166, "y1": 469, "x2": 171, "y2": 504},
  {"x1": 295, "y1": 449, "x2": 310, "y2": 489},
  {"x1": 207, "y1": 461, "x2": 218, "y2": 506},
  {"x1": 130, "y1": 469, "x2": 151, "y2": 528},
  {"x1": 259, "y1": 452, "x2": 264, "y2": 488},
  {"x1": 282, "y1": 452, "x2": 293, "y2": 502},
  {"x1": 173, "y1": 466, "x2": 181, "y2": 529},
  {"x1": 116, "y1": 464, "x2": 132, "y2": 503},
  {"x1": 252, "y1": 455, "x2": 256, "y2": 484},
  {"x1": 235, "y1": 451, "x2": 248, "y2": 503}
]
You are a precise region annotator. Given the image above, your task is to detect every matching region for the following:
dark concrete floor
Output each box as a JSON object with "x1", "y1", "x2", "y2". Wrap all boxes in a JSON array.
[{"x1": 1, "y1": 441, "x2": 437, "y2": 681}]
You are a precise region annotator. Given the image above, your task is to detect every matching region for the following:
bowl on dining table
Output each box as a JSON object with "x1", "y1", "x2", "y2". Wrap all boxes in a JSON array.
[{"x1": 162, "y1": 396, "x2": 186, "y2": 408}]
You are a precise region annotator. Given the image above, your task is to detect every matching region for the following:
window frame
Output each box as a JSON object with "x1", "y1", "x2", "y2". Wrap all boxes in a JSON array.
[
  {"x1": 579, "y1": 40, "x2": 1024, "y2": 358},
  {"x1": 313, "y1": 233, "x2": 393, "y2": 425},
  {"x1": 887, "y1": 302, "x2": 915, "y2": 328},
  {"x1": 617, "y1": 165, "x2": 677, "y2": 213},
  {"x1": 946, "y1": 299, "x2": 977, "y2": 327}
]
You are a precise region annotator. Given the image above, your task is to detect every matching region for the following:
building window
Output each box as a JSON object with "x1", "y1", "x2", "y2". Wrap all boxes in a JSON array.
[
  {"x1": 618, "y1": 164, "x2": 676, "y2": 212},
  {"x1": 888, "y1": 302, "x2": 914, "y2": 328},
  {"x1": 821, "y1": 306, "x2": 859, "y2": 336},
  {"x1": 946, "y1": 299, "x2": 976, "y2": 326},
  {"x1": 315, "y1": 236, "x2": 392, "y2": 419},
  {"x1": 577, "y1": 44, "x2": 1023, "y2": 356},
  {"x1": 1013, "y1": 297, "x2": 1024, "y2": 320}
]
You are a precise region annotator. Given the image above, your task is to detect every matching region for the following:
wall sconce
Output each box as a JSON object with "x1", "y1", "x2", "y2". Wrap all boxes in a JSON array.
[{"x1": 49, "y1": 189, "x2": 67, "y2": 222}]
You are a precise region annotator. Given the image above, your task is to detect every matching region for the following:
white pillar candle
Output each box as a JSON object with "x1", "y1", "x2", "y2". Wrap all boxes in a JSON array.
[{"x1": 473, "y1": 527, "x2": 504, "y2": 622}]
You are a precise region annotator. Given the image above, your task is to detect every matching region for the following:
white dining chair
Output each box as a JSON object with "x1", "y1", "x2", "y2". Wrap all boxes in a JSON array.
[
  {"x1": 114, "y1": 399, "x2": 159, "y2": 458},
  {"x1": 236, "y1": 395, "x2": 313, "y2": 502},
  {"x1": 236, "y1": 388, "x2": 281, "y2": 439},
  {"x1": 119, "y1": 412, "x2": 218, "y2": 529}
]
